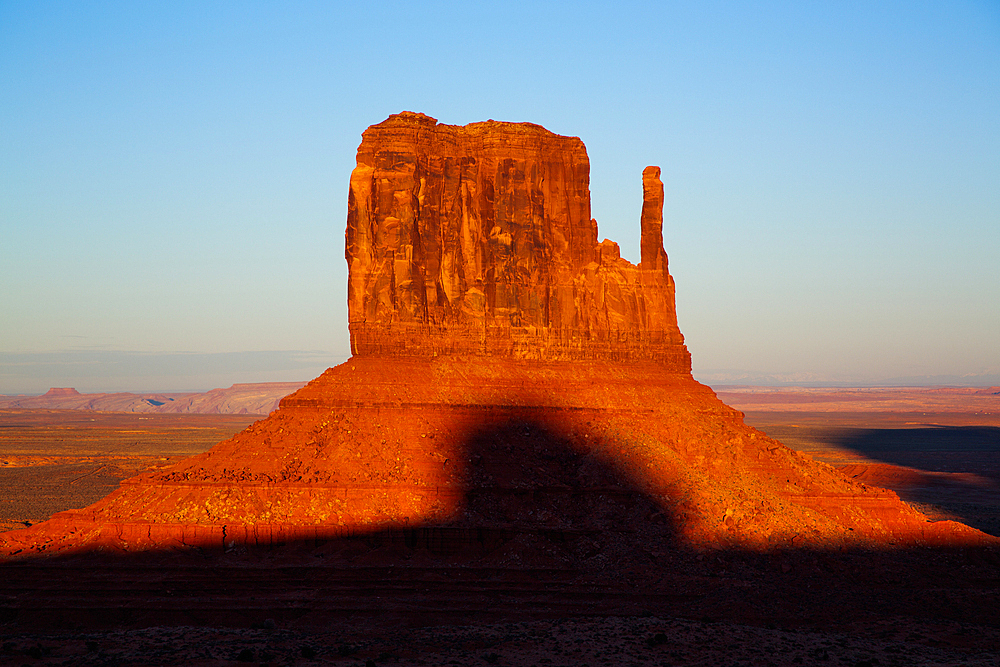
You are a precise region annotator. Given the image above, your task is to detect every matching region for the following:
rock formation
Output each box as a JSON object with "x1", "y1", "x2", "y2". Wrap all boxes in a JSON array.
[
  {"x1": 41, "y1": 387, "x2": 81, "y2": 397},
  {"x1": 0, "y1": 113, "x2": 993, "y2": 561},
  {"x1": 346, "y1": 112, "x2": 688, "y2": 367}
]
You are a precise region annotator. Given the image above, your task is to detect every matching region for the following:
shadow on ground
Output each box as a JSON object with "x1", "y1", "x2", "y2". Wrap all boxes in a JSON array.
[
  {"x1": 835, "y1": 425, "x2": 1000, "y2": 455},
  {"x1": 746, "y1": 419, "x2": 1000, "y2": 537}
]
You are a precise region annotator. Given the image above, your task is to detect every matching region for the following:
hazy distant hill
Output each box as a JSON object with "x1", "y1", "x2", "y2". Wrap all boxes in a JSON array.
[
  {"x1": 0, "y1": 382, "x2": 308, "y2": 415},
  {"x1": 716, "y1": 385, "x2": 1000, "y2": 413}
]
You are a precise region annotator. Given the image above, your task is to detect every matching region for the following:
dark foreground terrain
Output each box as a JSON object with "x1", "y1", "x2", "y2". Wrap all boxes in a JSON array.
[
  {"x1": 3, "y1": 610, "x2": 998, "y2": 666},
  {"x1": 2, "y1": 529, "x2": 999, "y2": 666},
  {"x1": 1, "y1": 400, "x2": 999, "y2": 665}
]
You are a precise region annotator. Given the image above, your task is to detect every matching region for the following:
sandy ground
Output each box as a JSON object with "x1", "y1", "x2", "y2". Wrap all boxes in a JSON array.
[
  {"x1": 2, "y1": 615, "x2": 998, "y2": 666},
  {"x1": 715, "y1": 386, "x2": 1000, "y2": 416}
]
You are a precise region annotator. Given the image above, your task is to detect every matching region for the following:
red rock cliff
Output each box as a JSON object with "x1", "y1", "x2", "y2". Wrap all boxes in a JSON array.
[{"x1": 346, "y1": 112, "x2": 689, "y2": 368}]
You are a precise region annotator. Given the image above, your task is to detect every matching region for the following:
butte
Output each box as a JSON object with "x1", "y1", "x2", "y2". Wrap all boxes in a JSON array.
[{"x1": 1, "y1": 112, "x2": 992, "y2": 564}]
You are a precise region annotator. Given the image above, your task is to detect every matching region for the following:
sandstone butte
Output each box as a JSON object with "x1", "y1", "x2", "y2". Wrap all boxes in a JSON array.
[{"x1": 1, "y1": 111, "x2": 993, "y2": 561}]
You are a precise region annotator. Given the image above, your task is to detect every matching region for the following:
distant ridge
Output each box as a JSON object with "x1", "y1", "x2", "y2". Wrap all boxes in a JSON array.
[
  {"x1": 0, "y1": 382, "x2": 308, "y2": 415},
  {"x1": 717, "y1": 385, "x2": 1000, "y2": 413}
]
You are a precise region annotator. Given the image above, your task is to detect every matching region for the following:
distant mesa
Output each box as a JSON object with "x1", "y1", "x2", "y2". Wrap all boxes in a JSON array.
[
  {"x1": 0, "y1": 382, "x2": 308, "y2": 415},
  {"x1": 1, "y1": 112, "x2": 993, "y2": 560},
  {"x1": 41, "y1": 387, "x2": 81, "y2": 397}
]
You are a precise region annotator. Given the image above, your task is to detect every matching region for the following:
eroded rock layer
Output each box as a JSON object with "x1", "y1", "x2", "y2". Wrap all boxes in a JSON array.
[{"x1": 346, "y1": 112, "x2": 689, "y2": 367}]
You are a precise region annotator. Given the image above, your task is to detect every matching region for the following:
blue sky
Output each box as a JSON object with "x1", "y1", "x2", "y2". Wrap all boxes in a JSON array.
[{"x1": 2, "y1": 1, "x2": 998, "y2": 393}]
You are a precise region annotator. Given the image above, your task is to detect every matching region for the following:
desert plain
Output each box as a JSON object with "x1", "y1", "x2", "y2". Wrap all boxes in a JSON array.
[
  {"x1": 1, "y1": 385, "x2": 998, "y2": 666},
  {"x1": 0, "y1": 410, "x2": 259, "y2": 534}
]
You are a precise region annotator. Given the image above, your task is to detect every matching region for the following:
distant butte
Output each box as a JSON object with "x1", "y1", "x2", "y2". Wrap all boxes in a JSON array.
[
  {"x1": 41, "y1": 387, "x2": 81, "y2": 397},
  {"x1": 1, "y1": 112, "x2": 993, "y2": 560}
]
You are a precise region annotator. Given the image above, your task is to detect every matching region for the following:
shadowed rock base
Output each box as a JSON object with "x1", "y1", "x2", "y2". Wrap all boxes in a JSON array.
[{"x1": 1, "y1": 360, "x2": 999, "y2": 664}]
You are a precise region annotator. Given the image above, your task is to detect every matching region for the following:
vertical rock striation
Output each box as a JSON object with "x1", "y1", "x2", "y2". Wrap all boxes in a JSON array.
[{"x1": 346, "y1": 112, "x2": 689, "y2": 368}]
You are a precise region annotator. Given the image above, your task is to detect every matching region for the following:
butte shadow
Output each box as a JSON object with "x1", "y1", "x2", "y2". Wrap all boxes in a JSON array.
[
  {"x1": 750, "y1": 416, "x2": 1000, "y2": 536},
  {"x1": 830, "y1": 425, "x2": 1000, "y2": 536}
]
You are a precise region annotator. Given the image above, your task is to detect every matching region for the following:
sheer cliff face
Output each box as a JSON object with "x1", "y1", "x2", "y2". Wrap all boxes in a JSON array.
[{"x1": 346, "y1": 112, "x2": 690, "y2": 369}]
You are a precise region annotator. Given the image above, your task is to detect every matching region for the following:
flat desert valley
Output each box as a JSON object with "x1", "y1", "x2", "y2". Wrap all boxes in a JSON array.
[
  {"x1": 0, "y1": 410, "x2": 258, "y2": 534},
  {"x1": 1, "y1": 385, "x2": 998, "y2": 666}
]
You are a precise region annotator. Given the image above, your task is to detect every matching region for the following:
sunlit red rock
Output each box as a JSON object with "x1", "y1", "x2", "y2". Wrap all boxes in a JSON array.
[{"x1": 346, "y1": 112, "x2": 688, "y2": 366}]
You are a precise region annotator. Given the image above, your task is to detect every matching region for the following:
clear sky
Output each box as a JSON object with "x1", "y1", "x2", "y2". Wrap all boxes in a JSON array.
[{"x1": 2, "y1": 1, "x2": 998, "y2": 393}]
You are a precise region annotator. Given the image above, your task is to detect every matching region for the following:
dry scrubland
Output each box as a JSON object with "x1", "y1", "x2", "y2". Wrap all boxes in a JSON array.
[
  {"x1": 4, "y1": 615, "x2": 999, "y2": 666},
  {"x1": 0, "y1": 410, "x2": 258, "y2": 532}
]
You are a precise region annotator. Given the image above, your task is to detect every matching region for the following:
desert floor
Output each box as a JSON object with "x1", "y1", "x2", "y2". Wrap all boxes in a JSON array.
[
  {"x1": 0, "y1": 410, "x2": 258, "y2": 533},
  {"x1": 1, "y1": 390, "x2": 998, "y2": 666}
]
